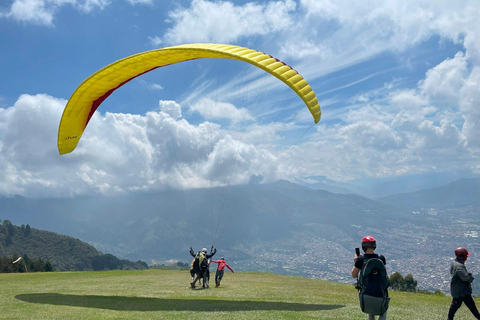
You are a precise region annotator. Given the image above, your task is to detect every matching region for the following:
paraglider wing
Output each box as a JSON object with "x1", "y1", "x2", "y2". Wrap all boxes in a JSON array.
[{"x1": 57, "y1": 43, "x2": 321, "y2": 155}]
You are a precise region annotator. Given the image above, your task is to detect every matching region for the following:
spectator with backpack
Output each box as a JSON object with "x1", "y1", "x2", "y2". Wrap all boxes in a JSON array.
[
  {"x1": 189, "y1": 246, "x2": 216, "y2": 288},
  {"x1": 352, "y1": 235, "x2": 390, "y2": 320},
  {"x1": 447, "y1": 247, "x2": 480, "y2": 320}
]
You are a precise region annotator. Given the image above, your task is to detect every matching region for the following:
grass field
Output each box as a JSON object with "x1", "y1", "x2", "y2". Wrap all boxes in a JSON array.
[{"x1": 0, "y1": 269, "x2": 478, "y2": 319}]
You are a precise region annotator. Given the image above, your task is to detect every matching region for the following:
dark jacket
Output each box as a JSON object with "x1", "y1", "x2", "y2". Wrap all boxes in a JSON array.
[
  {"x1": 190, "y1": 247, "x2": 216, "y2": 272},
  {"x1": 450, "y1": 259, "x2": 474, "y2": 298}
]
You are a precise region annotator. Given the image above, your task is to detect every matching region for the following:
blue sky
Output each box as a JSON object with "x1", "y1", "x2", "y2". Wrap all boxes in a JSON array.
[{"x1": 0, "y1": 0, "x2": 479, "y2": 198}]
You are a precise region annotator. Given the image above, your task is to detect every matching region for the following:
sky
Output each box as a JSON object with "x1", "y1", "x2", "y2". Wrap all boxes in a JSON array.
[{"x1": 0, "y1": 0, "x2": 479, "y2": 198}]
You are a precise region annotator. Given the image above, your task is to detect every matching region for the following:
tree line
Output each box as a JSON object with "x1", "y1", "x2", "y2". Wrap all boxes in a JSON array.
[
  {"x1": 389, "y1": 272, "x2": 444, "y2": 295},
  {"x1": 0, "y1": 219, "x2": 148, "y2": 272},
  {"x1": 0, "y1": 254, "x2": 53, "y2": 273}
]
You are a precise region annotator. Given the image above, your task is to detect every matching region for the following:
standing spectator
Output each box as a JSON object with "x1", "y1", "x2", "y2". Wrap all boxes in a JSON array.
[
  {"x1": 352, "y1": 235, "x2": 389, "y2": 320},
  {"x1": 447, "y1": 247, "x2": 480, "y2": 319}
]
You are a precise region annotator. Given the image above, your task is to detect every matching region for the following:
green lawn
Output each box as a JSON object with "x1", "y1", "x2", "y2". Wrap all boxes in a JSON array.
[{"x1": 0, "y1": 269, "x2": 477, "y2": 319}]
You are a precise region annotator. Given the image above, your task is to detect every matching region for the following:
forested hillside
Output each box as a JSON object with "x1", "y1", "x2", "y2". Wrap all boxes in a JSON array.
[{"x1": 0, "y1": 220, "x2": 147, "y2": 272}]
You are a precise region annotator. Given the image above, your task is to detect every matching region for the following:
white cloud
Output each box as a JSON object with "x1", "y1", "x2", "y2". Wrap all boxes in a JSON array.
[
  {"x1": 0, "y1": 0, "x2": 153, "y2": 25},
  {"x1": 338, "y1": 121, "x2": 404, "y2": 152},
  {"x1": 460, "y1": 67, "x2": 480, "y2": 148},
  {"x1": 0, "y1": 94, "x2": 282, "y2": 197},
  {"x1": 127, "y1": 0, "x2": 152, "y2": 4},
  {"x1": 419, "y1": 52, "x2": 468, "y2": 108},
  {"x1": 150, "y1": 83, "x2": 165, "y2": 90},
  {"x1": 148, "y1": 35, "x2": 162, "y2": 47},
  {"x1": 149, "y1": 83, "x2": 164, "y2": 90},
  {"x1": 5, "y1": 0, "x2": 56, "y2": 26},
  {"x1": 189, "y1": 98, "x2": 254, "y2": 123},
  {"x1": 275, "y1": 0, "x2": 480, "y2": 86},
  {"x1": 162, "y1": 0, "x2": 296, "y2": 44},
  {"x1": 75, "y1": 0, "x2": 111, "y2": 13},
  {"x1": 159, "y1": 100, "x2": 182, "y2": 120},
  {"x1": 297, "y1": 62, "x2": 476, "y2": 181},
  {"x1": 2, "y1": 1, "x2": 480, "y2": 196}
]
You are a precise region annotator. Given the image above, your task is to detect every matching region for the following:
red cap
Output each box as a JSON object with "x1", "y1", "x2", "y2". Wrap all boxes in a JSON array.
[{"x1": 455, "y1": 247, "x2": 471, "y2": 257}]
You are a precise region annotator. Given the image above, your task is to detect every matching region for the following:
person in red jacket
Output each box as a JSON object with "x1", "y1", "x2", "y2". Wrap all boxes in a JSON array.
[{"x1": 212, "y1": 257, "x2": 234, "y2": 287}]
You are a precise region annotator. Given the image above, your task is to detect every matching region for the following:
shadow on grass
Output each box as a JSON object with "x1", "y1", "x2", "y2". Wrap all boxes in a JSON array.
[{"x1": 15, "y1": 293, "x2": 345, "y2": 312}]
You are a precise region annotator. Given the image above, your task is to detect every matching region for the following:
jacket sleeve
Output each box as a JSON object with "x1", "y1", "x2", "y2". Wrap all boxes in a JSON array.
[
  {"x1": 454, "y1": 264, "x2": 473, "y2": 283},
  {"x1": 207, "y1": 248, "x2": 217, "y2": 258},
  {"x1": 190, "y1": 248, "x2": 195, "y2": 257},
  {"x1": 226, "y1": 263, "x2": 234, "y2": 272}
]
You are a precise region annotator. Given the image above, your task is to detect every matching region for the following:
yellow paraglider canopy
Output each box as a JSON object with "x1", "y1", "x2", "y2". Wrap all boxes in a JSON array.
[{"x1": 58, "y1": 43, "x2": 321, "y2": 155}]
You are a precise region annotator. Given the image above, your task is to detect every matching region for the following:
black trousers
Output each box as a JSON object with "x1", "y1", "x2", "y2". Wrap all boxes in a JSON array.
[{"x1": 448, "y1": 295, "x2": 480, "y2": 319}]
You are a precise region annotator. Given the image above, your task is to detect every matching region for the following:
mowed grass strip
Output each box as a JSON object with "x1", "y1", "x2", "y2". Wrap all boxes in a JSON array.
[{"x1": 0, "y1": 269, "x2": 477, "y2": 319}]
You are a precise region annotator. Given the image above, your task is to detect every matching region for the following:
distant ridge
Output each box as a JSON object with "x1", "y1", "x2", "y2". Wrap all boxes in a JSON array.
[{"x1": 377, "y1": 178, "x2": 480, "y2": 209}]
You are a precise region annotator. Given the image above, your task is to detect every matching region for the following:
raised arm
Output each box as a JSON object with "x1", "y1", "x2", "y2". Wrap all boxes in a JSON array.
[{"x1": 206, "y1": 247, "x2": 217, "y2": 258}]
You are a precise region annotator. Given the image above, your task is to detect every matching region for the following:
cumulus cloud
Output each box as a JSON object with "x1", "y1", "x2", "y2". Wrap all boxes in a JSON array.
[
  {"x1": 162, "y1": 0, "x2": 296, "y2": 44},
  {"x1": 419, "y1": 52, "x2": 468, "y2": 108},
  {"x1": 159, "y1": 100, "x2": 182, "y2": 120},
  {"x1": 300, "y1": 58, "x2": 477, "y2": 181},
  {"x1": 189, "y1": 98, "x2": 254, "y2": 123},
  {"x1": 0, "y1": 94, "x2": 282, "y2": 198},
  {"x1": 459, "y1": 67, "x2": 480, "y2": 148}
]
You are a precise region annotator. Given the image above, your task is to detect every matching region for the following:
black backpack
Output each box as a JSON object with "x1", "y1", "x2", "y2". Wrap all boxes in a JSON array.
[{"x1": 357, "y1": 257, "x2": 390, "y2": 315}]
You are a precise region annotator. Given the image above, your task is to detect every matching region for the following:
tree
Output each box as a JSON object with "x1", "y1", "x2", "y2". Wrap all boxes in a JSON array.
[
  {"x1": 389, "y1": 272, "x2": 406, "y2": 291},
  {"x1": 136, "y1": 260, "x2": 148, "y2": 269},
  {"x1": 24, "y1": 224, "x2": 31, "y2": 237},
  {"x1": 405, "y1": 273, "x2": 418, "y2": 292},
  {"x1": 91, "y1": 254, "x2": 121, "y2": 271},
  {"x1": 45, "y1": 261, "x2": 53, "y2": 272},
  {"x1": 3, "y1": 220, "x2": 14, "y2": 245},
  {"x1": 389, "y1": 272, "x2": 418, "y2": 292}
]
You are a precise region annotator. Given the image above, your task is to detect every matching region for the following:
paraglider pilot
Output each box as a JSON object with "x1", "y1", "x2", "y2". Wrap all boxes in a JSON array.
[{"x1": 190, "y1": 246, "x2": 216, "y2": 288}]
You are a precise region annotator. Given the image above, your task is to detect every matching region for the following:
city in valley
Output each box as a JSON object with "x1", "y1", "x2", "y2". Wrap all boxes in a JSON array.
[{"x1": 234, "y1": 206, "x2": 479, "y2": 294}]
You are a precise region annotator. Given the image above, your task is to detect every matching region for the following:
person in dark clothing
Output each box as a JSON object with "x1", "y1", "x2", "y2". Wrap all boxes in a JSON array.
[
  {"x1": 447, "y1": 247, "x2": 480, "y2": 320},
  {"x1": 352, "y1": 235, "x2": 388, "y2": 320},
  {"x1": 189, "y1": 258, "x2": 199, "y2": 286},
  {"x1": 189, "y1": 246, "x2": 216, "y2": 288}
]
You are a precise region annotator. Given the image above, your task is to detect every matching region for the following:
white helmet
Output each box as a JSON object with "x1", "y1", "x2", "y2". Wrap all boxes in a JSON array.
[{"x1": 202, "y1": 248, "x2": 208, "y2": 253}]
